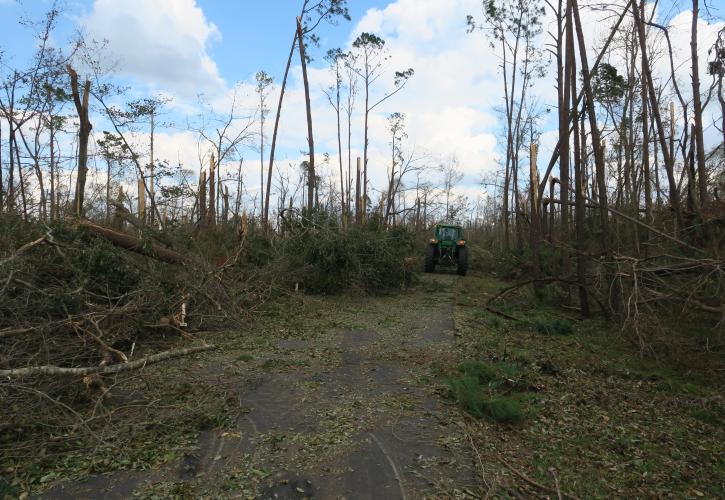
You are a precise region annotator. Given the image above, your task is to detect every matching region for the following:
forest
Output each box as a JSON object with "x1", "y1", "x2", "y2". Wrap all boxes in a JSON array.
[{"x1": 0, "y1": 0, "x2": 723, "y2": 498}]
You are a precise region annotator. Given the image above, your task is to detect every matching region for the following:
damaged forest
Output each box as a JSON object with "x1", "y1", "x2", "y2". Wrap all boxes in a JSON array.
[{"x1": 0, "y1": 0, "x2": 723, "y2": 498}]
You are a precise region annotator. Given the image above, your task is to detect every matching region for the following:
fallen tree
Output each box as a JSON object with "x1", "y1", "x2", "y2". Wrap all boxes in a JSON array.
[
  {"x1": 0, "y1": 344, "x2": 216, "y2": 378},
  {"x1": 76, "y1": 219, "x2": 186, "y2": 264}
]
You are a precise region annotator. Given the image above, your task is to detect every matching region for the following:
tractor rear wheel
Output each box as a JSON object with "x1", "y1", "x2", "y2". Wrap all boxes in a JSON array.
[
  {"x1": 425, "y1": 244, "x2": 436, "y2": 273},
  {"x1": 457, "y1": 246, "x2": 468, "y2": 276}
]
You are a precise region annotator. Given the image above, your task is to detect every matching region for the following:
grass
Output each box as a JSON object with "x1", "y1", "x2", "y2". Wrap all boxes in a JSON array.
[{"x1": 691, "y1": 409, "x2": 722, "y2": 427}]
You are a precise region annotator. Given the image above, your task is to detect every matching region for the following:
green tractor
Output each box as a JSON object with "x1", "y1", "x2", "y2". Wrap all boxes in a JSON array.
[{"x1": 424, "y1": 223, "x2": 468, "y2": 276}]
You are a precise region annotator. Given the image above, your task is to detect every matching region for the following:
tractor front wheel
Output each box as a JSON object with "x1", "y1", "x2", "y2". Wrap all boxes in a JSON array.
[
  {"x1": 425, "y1": 244, "x2": 436, "y2": 273},
  {"x1": 457, "y1": 246, "x2": 468, "y2": 276}
]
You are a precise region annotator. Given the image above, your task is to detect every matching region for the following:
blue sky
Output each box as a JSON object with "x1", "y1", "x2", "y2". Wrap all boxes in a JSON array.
[{"x1": 0, "y1": 0, "x2": 390, "y2": 85}]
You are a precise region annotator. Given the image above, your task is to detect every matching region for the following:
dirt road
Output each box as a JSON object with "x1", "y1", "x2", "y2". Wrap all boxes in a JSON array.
[{"x1": 44, "y1": 273, "x2": 478, "y2": 498}]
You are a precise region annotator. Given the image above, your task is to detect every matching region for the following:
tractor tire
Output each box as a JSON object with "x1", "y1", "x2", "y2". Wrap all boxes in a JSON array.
[
  {"x1": 424, "y1": 244, "x2": 436, "y2": 273},
  {"x1": 457, "y1": 246, "x2": 468, "y2": 276}
]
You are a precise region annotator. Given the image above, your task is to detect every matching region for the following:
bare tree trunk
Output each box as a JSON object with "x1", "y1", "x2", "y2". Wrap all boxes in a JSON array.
[
  {"x1": 208, "y1": 153, "x2": 216, "y2": 226},
  {"x1": 297, "y1": 17, "x2": 316, "y2": 212},
  {"x1": 67, "y1": 65, "x2": 92, "y2": 217},
  {"x1": 549, "y1": 177, "x2": 556, "y2": 241},
  {"x1": 346, "y1": 107, "x2": 353, "y2": 219},
  {"x1": 632, "y1": 5, "x2": 683, "y2": 231},
  {"x1": 355, "y1": 157, "x2": 361, "y2": 223},
  {"x1": 149, "y1": 113, "x2": 155, "y2": 226},
  {"x1": 265, "y1": 30, "x2": 297, "y2": 225},
  {"x1": 690, "y1": 0, "x2": 707, "y2": 206},
  {"x1": 571, "y1": 60, "x2": 590, "y2": 316},
  {"x1": 719, "y1": 77, "x2": 725, "y2": 155},
  {"x1": 199, "y1": 169, "x2": 207, "y2": 224},
  {"x1": 559, "y1": 0, "x2": 571, "y2": 238},
  {"x1": 529, "y1": 143, "x2": 541, "y2": 283},
  {"x1": 572, "y1": 0, "x2": 609, "y2": 255},
  {"x1": 641, "y1": 0, "x2": 653, "y2": 223},
  {"x1": 14, "y1": 135, "x2": 27, "y2": 220},
  {"x1": 235, "y1": 158, "x2": 243, "y2": 218},
  {"x1": 106, "y1": 158, "x2": 112, "y2": 223},
  {"x1": 0, "y1": 117, "x2": 3, "y2": 212},
  {"x1": 362, "y1": 72, "x2": 370, "y2": 220},
  {"x1": 333, "y1": 62, "x2": 345, "y2": 221}
]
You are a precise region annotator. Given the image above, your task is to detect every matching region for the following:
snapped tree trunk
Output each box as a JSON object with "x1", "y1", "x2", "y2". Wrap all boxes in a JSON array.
[
  {"x1": 208, "y1": 153, "x2": 216, "y2": 226},
  {"x1": 67, "y1": 65, "x2": 92, "y2": 217}
]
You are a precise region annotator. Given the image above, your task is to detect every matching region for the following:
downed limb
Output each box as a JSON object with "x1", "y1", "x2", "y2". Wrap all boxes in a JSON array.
[
  {"x1": 0, "y1": 236, "x2": 46, "y2": 267},
  {"x1": 498, "y1": 455, "x2": 581, "y2": 500},
  {"x1": 77, "y1": 219, "x2": 186, "y2": 264},
  {"x1": 0, "y1": 344, "x2": 215, "y2": 378},
  {"x1": 111, "y1": 202, "x2": 175, "y2": 248},
  {"x1": 487, "y1": 277, "x2": 579, "y2": 306},
  {"x1": 485, "y1": 305, "x2": 521, "y2": 322}
]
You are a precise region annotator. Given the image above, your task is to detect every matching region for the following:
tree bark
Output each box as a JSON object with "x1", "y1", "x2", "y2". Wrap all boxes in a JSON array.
[
  {"x1": 640, "y1": 0, "x2": 653, "y2": 223},
  {"x1": 297, "y1": 17, "x2": 316, "y2": 212},
  {"x1": 571, "y1": 0, "x2": 609, "y2": 255},
  {"x1": 77, "y1": 219, "x2": 186, "y2": 264},
  {"x1": 208, "y1": 153, "x2": 216, "y2": 226},
  {"x1": 67, "y1": 65, "x2": 92, "y2": 217},
  {"x1": 559, "y1": 0, "x2": 572, "y2": 237},
  {"x1": 690, "y1": 0, "x2": 708, "y2": 206},
  {"x1": 265, "y1": 31, "x2": 298, "y2": 224},
  {"x1": 570, "y1": 44, "x2": 590, "y2": 316},
  {"x1": 0, "y1": 345, "x2": 215, "y2": 378},
  {"x1": 632, "y1": 5, "x2": 683, "y2": 231}
]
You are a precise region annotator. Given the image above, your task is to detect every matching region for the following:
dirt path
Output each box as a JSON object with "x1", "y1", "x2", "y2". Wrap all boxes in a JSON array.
[{"x1": 43, "y1": 273, "x2": 477, "y2": 499}]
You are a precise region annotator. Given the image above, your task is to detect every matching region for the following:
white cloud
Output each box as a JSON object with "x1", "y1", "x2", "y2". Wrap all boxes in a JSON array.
[
  {"x1": 267, "y1": 0, "x2": 503, "y2": 202},
  {"x1": 73, "y1": 0, "x2": 723, "y2": 218},
  {"x1": 80, "y1": 0, "x2": 224, "y2": 99}
]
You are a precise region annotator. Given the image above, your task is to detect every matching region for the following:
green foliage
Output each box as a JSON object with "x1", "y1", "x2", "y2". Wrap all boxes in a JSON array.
[
  {"x1": 352, "y1": 32, "x2": 385, "y2": 50},
  {"x1": 457, "y1": 360, "x2": 498, "y2": 384},
  {"x1": 281, "y1": 212, "x2": 415, "y2": 294},
  {"x1": 447, "y1": 360, "x2": 525, "y2": 424},
  {"x1": 448, "y1": 375, "x2": 488, "y2": 418},
  {"x1": 536, "y1": 318, "x2": 574, "y2": 336},
  {"x1": 592, "y1": 63, "x2": 626, "y2": 105},
  {"x1": 691, "y1": 409, "x2": 722, "y2": 427},
  {"x1": 484, "y1": 397, "x2": 523, "y2": 424}
]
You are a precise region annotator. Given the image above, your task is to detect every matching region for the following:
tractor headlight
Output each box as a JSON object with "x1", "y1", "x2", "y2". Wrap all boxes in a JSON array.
[
  {"x1": 457, "y1": 239, "x2": 466, "y2": 245},
  {"x1": 430, "y1": 238, "x2": 437, "y2": 244}
]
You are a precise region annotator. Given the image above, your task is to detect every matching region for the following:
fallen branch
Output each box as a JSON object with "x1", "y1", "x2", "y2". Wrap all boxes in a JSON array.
[
  {"x1": 0, "y1": 236, "x2": 46, "y2": 267},
  {"x1": 487, "y1": 277, "x2": 578, "y2": 306},
  {"x1": 77, "y1": 219, "x2": 186, "y2": 264},
  {"x1": 111, "y1": 202, "x2": 175, "y2": 248},
  {"x1": 85, "y1": 318, "x2": 129, "y2": 364},
  {"x1": 0, "y1": 345, "x2": 215, "y2": 378},
  {"x1": 498, "y1": 455, "x2": 581, "y2": 500},
  {"x1": 485, "y1": 306, "x2": 521, "y2": 322}
]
